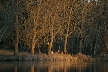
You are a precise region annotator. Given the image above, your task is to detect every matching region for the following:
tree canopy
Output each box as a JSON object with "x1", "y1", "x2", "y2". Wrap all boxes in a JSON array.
[{"x1": 0, "y1": 0, "x2": 108, "y2": 55}]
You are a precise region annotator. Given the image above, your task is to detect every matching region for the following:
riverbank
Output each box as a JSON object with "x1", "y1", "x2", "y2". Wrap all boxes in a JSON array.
[
  {"x1": 0, "y1": 52, "x2": 94, "y2": 62},
  {"x1": 95, "y1": 53, "x2": 108, "y2": 62},
  {"x1": 0, "y1": 49, "x2": 95, "y2": 62}
]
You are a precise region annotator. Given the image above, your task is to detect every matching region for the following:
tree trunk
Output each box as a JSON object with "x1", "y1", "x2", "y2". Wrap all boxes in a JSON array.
[
  {"x1": 79, "y1": 38, "x2": 82, "y2": 53},
  {"x1": 64, "y1": 35, "x2": 68, "y2": 54},
  {"x1": 48, "y1": 25, "x2": 54, "y2": 54},
  {"x1": 14, "y1": 15, "x2": 19, "y2": 55},
  {"x1": 0, "y1": 25, "x2": 7, "y2": 42},
  {"x1": 106, "y1": 43, "x2": 108, "y2": 49},
  {"x1": 105, "y1": 36, "x2": 108, "y2": 49},
  {"x1": 63, "y1": 6, "x2": 72, "y2": 54},
  {"x1": 14, "y1": 40, "x2": 18, "y2": 55},
  {"x1": 79, "y1": 1, "x2": 87, "y2": 53},
  {"x1": 31, "y1": 0, "x2": 42, "y2": 55},
  {"x1": 31, "y1": 48, "x2": 35, "y2": 55},
  {"x1": 31, "y1": 31, "x2": 36, "y2": 55},
  {"x1": 94, "y1": 44, "x2": 97, "y2": 56}
]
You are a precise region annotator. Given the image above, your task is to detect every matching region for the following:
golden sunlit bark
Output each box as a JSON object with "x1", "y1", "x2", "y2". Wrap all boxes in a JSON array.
[
  {"x1": 48, "y1": 25, "x2": 54, "y2": 54},
  {"x1": 63, "y1": 0, "x2": 67, "y2": 54},
  {"x1": 48, "y1": 14, "x2": 55, "y2": 54},
  {"x1": 31, "y1": 0, "x2": 42, "y2": 55},
  {"x1": 31, "y1": 30, "x2": 36, "y2": 54},
  {"x1": 63, "y1": 0, "x2": 72, "y2": 54}
]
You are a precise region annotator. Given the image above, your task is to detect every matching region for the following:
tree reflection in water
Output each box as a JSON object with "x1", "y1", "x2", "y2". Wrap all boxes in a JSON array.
[
  {"x1": 0, "y1": 61, "x2": 108, "y2": 72},
  {"x1": 14, "y1": 62, "x2": 17, "y2": 72},
  {"x1": 31, "y1": 63, "x2": 34, "y2": 72}
]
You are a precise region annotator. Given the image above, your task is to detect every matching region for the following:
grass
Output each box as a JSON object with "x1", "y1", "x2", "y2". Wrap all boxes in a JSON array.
[
  {"x1": 0, "y1": 49, "x2": 94, "y2": 62},
  {"x1": 0, "y1": 49, "x2": 14, "y2": 55}
]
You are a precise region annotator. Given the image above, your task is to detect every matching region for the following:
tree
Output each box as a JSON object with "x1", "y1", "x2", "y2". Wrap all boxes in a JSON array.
[
  {"x1": 4, "y1": 0, "x2": 19, "y2": 55},
  {"x1": 45, "y1": 0, "x2": 62, "y2": 54},
  {"x1": 4, "y1": 0, "x2": 27, "y2": 55},
  {"x1": 63, "y1": 0, "x2": 80, "y2": 54}
]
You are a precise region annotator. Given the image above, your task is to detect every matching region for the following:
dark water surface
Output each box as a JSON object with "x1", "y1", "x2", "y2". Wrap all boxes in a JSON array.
[{"x1": 0, "y1": 61, "x2": 108, "y2": 72}]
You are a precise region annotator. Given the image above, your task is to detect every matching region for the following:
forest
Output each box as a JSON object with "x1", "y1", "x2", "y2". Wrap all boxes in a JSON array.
[{"x1": 0, "y1": 0, "x2": 108, "y2": 58}]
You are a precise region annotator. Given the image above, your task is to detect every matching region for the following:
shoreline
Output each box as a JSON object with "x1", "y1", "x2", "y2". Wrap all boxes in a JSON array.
[{"x1": 0, "y1": 53, "x2": 94, "y2": 62}]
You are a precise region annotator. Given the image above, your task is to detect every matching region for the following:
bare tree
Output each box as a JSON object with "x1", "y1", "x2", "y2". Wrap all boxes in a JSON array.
[
  {"x1": 63, "y1": 0, "x2": 80, "y2": 54},
  {"x1": 4, "y1": 0, "x2": 19, "y2": 55},
  {"x1": 4, "y1": 0, "x2": 27, "y2": 55}
]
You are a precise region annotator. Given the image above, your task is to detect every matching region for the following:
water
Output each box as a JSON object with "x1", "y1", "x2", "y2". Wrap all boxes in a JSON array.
[{"x1": 0, "y1": 61, "x2": 108, "y2": 72}]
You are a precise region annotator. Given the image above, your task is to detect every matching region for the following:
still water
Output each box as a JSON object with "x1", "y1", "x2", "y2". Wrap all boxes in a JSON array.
[{"x1": 0, "y1": 61, "x2": 108, "y2": 72}]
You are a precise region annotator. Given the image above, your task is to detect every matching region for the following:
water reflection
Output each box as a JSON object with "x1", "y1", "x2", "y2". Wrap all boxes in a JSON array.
[{"x1": 0, "y1": 61, "x2": 108, "y2": 72}]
